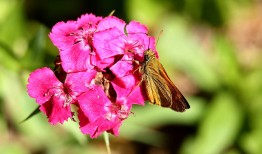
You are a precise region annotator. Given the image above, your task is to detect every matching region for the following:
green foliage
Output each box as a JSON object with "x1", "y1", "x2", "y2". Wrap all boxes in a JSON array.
[{"x1": 0, "y1": 0, "x2": 261, "y2": 153}]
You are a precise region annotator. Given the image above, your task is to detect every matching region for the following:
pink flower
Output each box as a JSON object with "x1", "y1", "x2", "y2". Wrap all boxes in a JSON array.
[
  {"x1": 27, "y1": 67, "x2": 97, "y2": 124},
  {"x1": 77, "y1": 86, "x2": 124, "y2": 138},
  {"x1": 49, "y1": 13, "x2": 102, "y2": 72},
  {"x1": 95, "y1": 19, "x2": 156, "y2": 60},
  {"x1": 27, "y1": 13, "x2": 160, "y2": 138},
  {"x1": 77, "y1": 77, "x2": 146, "y2": 138}
]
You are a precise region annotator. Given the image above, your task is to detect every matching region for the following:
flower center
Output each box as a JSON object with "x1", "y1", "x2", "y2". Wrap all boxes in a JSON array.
[{"x1": 105, "y1": 103, "x2": 130, "y2": 121}]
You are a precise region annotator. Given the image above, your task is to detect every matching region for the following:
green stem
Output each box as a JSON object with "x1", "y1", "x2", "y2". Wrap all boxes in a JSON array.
[{"x1": 103, "y1": 132, "x2": 111, "y2": 154}]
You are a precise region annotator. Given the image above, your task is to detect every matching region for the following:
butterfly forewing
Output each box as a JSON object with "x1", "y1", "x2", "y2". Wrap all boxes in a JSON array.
[
  {"x1": 158, "y1": 61, "x2": 190, "y2": 111},
  {"x1": 144, "y1": 72, "x2": 172, "y2": 107},
  {"x1": 142, "y1": 50, "x2": 190, "y2": 112}
]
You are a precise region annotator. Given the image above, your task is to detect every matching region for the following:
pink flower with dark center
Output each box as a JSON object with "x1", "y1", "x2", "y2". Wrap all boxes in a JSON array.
[
  {"x1": 77, "y1": 79, "x2": 145, "y2": 138},
  {"x1": 77, "y1": 85, "x2": 125, "y2": 138},
  {"x1": 27, "y1": 67, "x2": 97, "y2": 124},
  {"x1": 49, "y1": 14, "x2": 102, "y2": 72},
  {"x1": 27, "y1": 13, "x2": 160, "y2": 138}
]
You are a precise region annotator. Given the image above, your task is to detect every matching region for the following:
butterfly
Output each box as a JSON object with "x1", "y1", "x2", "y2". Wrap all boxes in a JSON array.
[{"x1": 140, "y1": 50, "x2": 190, "y2": 112}]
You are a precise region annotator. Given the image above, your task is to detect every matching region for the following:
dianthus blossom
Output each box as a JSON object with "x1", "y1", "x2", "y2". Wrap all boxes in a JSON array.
[{"x1": 27, "y1": 13, "x2": 158, "y2": 138}]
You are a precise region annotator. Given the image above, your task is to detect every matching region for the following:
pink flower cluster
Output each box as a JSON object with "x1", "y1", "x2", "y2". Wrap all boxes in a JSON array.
[{"x1": 27, "y1": 13, "x2": 158, "y2": 138}]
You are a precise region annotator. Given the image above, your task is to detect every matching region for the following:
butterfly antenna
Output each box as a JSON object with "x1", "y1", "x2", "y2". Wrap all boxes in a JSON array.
[{"x1": 156, "y1": 30, "x2": 163, "y2": 46}]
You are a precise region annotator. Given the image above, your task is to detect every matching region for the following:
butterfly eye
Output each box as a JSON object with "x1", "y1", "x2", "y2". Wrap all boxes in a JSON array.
[{"x1": 144, "y1": 54, "x2": 149, "y2": 61}]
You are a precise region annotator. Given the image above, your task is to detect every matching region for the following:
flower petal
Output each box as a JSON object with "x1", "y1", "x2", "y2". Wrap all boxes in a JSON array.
[
  {"x1": 49, "y1": 21, "x2": 78, "y2": 50},
  {"x1": 60, "y1": 44, "x2": 94, "y2": 72},
  {"x1": 79, "y1": 116, "x2": 122, "y2": 138},
  {"x1": 27, "y1": 67, "x2": 62, "y2": 105},
  {"x1": 97, "y1": 16, "x2": 126, "y2": 32},
  {"x1": 95, "y1": 57, "x2": 115, "y2": 70},
  {"x1": 126, "y1": 20, "x2": 148, "y2": 34},
  {"x1": 93, "y1": 28, "x2": 125, "y2": 60},
  {"x1": 112, "y1": 77, "x2": 146, "y2": 106},
  {"x1": 77, "y1": 85, "x2": 127, "y2": 138},
  {"x1": 65, "y1": 70, "x2": 97, "y2": 99},
  {"x1": 110, "y1": 54, "x2": 133, "y2": 78},
  {"x1": 77, "y1": 13, "x2": 102, "y2": 29},
  {"x1": 78, "y1": 86, "x2": 109, "y2": 122},
  {"x1": 40, "y1": 95, "x2": 73, "y2": 125}
]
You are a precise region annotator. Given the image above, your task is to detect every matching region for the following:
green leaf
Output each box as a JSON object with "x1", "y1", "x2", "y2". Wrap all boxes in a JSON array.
[{"x1": 20, "y1": 107, "x2": 40, "y2": 123}]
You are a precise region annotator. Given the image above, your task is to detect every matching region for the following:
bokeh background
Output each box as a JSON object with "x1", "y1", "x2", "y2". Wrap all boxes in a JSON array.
[{"x1": 1, "y1": 0, "x2": 262, "y2": 154}]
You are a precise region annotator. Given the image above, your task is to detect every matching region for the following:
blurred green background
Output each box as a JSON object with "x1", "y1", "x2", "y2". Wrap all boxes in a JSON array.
[{"x1": 1, "y1": 0, "x2": 262, "y2": 153}]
